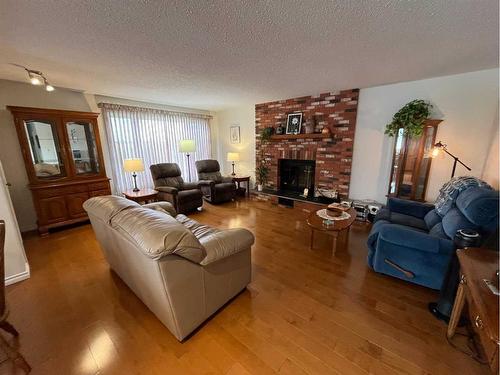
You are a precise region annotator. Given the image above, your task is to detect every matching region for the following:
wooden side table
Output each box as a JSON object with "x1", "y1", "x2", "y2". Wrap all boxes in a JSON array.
[
  {"x1": 123, "y1": 188, "x2": 159, "y2": 204},
  {"x1": 447, "y1": 248, "x2": 499, "y2": 373},
  {"x1": 231, "y1": 176, "x2": 250, "y2": 198}
]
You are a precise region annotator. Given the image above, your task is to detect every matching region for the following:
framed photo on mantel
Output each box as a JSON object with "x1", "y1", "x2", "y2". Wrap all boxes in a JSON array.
[
  {"x1": 286, "y1": 113, "x2": 302, "y2": 134},
  {"x1": 230, "y1": 125, "x2": 241, "y2": 144}
]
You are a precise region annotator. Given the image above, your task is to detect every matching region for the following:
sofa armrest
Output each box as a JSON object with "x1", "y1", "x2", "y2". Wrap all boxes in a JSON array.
[
  {"x1": 181, "y1": 181, "x2": 200, "y2": 190},
  {"x1": 199, "y1": 228, "x2": 254, "y2": 265},
  {"x1": 143, "y1": 201, "x2": 177, "y2": 216},
  {"x1": 198, "y1": 180, "x2": 215, "y2": 187},
  {"x1": 387, "y1": 197, "x2": 434, "y2": 219},
  {"x1": 156, "y1": 186, "x2": 178, "y2": 195},
  {"x1": 221, "y1": 176, "x2": 234, "y2": 183},
  {"x1": 379, "y1": 224, "x2": 454, "y2": 255}
]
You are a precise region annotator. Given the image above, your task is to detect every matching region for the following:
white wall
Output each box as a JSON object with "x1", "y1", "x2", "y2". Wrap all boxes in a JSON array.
[
  {"x1": 350, "y1": 69, "x2": 499, "y2": 203},
  {"x1": 215, "y1": 106, "x2": 256, "y2": 185},
  {"x1": 482, "y1": 107, "x2": 499, "y2": 189},
  {"x1": 0, "y1": 79, "x2": 93, "y2": 231}
]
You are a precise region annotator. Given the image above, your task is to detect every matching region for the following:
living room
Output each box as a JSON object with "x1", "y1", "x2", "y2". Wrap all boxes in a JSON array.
[{"x1": 0, "y1": 1, "x2": 498, "y2": 374}]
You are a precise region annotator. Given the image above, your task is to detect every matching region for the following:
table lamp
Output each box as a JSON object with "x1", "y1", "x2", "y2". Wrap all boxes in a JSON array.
[
  {"x1": 179, "y1": 140, "x2": 196, "y2": 181},
  {"x1": 123, "y1": 158, "x2": 144, "y2": 192},
  {"x1": 227, "y1": 152, "x2": 240, "y2": 176}
]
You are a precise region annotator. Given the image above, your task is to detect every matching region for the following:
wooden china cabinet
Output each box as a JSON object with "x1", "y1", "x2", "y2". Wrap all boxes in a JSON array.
[
  {"x1": 8, "y1": 106, "x2": 111, "y2": 235},
  {"x1": 387, "y1": 119, "x2": 442, "y2": 201}
]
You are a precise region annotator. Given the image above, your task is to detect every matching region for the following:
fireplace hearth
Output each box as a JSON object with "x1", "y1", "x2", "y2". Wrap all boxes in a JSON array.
[{"x1": 279, "y1": 159, "x2": 315, "y2": 195}]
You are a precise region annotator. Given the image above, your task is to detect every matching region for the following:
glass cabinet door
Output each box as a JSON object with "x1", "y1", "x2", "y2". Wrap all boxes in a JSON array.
[
  {"x1": 24, "y1": 120, "x2": 66, "y2": 179},
  {"x1": 65, "y1": 121, "x2": 100, "y2": 175}
]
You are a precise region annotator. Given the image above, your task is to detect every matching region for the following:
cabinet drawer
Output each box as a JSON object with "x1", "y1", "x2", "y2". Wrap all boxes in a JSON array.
[
  {"x1": 89, "y1": 189, "x2": 111, "y2": 197},
  {"x1": 35, "y1": 184, "x2": 88, "y2": 198},
  {"x1": 38, "y1": 196, "x2": 68, "y2": 224},
  {"x1": 88, "y1": 181, "x2": 110, "y2": 191},
  {"x1": 65, "y1": 193, "x2": 89, "y2": 219}
]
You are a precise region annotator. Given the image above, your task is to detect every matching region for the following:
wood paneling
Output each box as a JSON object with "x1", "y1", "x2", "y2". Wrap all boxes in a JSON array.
[{"x1": 6, "y1": 198, "x2": 489, "y2": 374}]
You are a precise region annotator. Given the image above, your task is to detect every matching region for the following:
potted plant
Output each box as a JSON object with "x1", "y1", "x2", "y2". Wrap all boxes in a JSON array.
[
  {"x1": 260, "y1": 127, "x2": 274, "y2": 142},
  {"x1": 385, "y1": 99, "x2": 433, "y2": 137},
  {"x1": 255, "y1": 163, "x2": 269, "y2": 192}
]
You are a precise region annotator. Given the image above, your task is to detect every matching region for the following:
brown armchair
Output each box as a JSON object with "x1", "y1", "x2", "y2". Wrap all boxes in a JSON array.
[
  {"x1": 150, "y1": 163, "x2": 203, "y2": 213},
  {"x1": 195, "y1": 159, "x2": 236, "y2": 204}
]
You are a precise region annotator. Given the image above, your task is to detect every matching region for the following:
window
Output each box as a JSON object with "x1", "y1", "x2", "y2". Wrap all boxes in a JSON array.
[{"x1": 100, "y1": 103, "x2": 212, "y2": 194}]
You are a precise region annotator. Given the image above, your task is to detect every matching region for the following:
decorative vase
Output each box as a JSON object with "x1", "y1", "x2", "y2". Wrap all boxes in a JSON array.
[{"x1": 275, "y1": 125, "x2": 284, "y2": 135}]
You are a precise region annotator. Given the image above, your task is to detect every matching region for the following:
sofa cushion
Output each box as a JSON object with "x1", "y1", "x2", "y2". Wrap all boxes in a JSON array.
[
  {"x1": 428, "y1": 223, "x2": 448, "y2": 239},
  {"x1": 176, "y1": 214, "x2": 219, "y2": 240},
  {"x1": 111, "y1": 207, "x2": 206, "y2": 262},
  {"x1": 441, "y1": 207, "x2": 479, "y2": 239},
  {"x1": 455, "y1": 187, "x2": 499, "y2": 227},
  {"x1": 388, "y1": 212, "x2": 428, "y2": 231},
  {"x1": 435, "y1": 176, "x2": 491, "y2": 217},
  {"x1": 424, "y1": 209, "x2": 441, "y2": 230},
  {"x1": 83, "y1": 195, "x2": 139, "y2": 224},
  {"x1": 199, "y1": 228, "x2": 255, "y2": 265},
  {"x1": 143, "y1": 201, "x2": 177, "y2": 216}
]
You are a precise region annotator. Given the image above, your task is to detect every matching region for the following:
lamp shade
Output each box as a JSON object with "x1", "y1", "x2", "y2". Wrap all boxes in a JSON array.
[
  {"x1": 123, "y1": 158, "x2": 144, "y2": 172},
  {"x1": 227, "y1": 152, "x2": 240, "y2": 162},
  {"x1": 179, "y1": 139, "x2": 196, "y2": 153}
]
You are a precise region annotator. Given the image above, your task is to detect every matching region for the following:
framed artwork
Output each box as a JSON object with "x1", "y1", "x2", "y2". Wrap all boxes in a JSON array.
[
  {"x1": 286, "y1": 113, "x2": 302, "y2": 135},
  {"x1": 230, "y1": 125, "x2": 241, "y2": 144}
]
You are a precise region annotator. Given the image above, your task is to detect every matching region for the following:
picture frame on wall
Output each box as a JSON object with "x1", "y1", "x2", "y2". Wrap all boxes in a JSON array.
[
  {"x1": 286, "y1": 113, "x2": 303, "y2": 135},
  {"x1": 230, "y1": 125, "x2": 241, "y2": 144}
]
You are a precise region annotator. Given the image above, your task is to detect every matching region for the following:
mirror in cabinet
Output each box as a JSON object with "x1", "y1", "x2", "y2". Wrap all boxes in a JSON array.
[
  {"x1": 66, "y1": 121, "x2": 100, "y2": 175},
  {"x1": 24, "y1": 120, "x2": 66, "y2": 179}
]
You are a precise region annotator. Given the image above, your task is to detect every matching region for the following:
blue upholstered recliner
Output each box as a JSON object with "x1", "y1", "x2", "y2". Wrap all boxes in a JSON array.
[{"x1": 367, "y1": 186, "x2": 498, "y2": 289}]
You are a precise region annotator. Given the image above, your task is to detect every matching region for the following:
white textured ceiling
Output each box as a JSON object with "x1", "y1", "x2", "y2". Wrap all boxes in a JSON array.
[{"x1": 0, "y1": 1, "x2": 498, "y2": 110}]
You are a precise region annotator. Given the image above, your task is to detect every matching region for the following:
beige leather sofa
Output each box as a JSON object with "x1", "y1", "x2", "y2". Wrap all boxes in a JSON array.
[{"x1": 83, "y1": 195, "x2": 254, "y2": 341}]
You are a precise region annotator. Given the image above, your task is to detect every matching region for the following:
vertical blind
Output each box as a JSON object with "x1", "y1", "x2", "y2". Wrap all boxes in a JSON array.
[{"x1": 99, "y1": 103, "x2": 212, "y2": 194}]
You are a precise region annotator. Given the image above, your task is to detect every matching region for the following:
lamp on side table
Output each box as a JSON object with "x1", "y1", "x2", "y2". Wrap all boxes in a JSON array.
[{"x1": 123, "y1": 158, "x2": 144, "y2": 192}]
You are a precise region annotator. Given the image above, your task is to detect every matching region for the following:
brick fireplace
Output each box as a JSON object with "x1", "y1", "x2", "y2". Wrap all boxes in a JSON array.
[{"x1": 255, "y1": 89, "x2": 359, "y2": 197}]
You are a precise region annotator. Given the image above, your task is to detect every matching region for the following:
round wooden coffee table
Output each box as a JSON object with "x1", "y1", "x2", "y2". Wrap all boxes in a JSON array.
[{"x1": 306, "y1": 207, "x2": 357, "y2": 255}]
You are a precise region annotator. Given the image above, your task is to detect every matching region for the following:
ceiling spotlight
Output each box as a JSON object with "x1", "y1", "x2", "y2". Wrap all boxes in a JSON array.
[{"x1": 10, "y1": 64, "x2": 55, "y2": 92}]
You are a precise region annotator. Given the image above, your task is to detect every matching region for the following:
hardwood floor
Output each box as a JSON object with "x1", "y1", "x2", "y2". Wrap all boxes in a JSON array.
[{"x1": 2, "y1": 198, "x2": 488, "y2": 374}]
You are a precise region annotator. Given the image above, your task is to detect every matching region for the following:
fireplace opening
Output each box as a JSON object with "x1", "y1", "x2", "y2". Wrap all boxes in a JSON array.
[{"x1": 278, "y1": 159, "x2": 315, "y2": 195}]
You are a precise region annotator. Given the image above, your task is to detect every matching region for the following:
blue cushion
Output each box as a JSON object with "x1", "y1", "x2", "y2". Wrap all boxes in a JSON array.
[
  {"x1": 424, "y1": 209, "x2": 441, "y2": 230},
  {"x1": 456, "y1": 187, "x2": 499, "y2": 227},
  {"x1": 428, "y1": 223, "x2": 448, "y2": 239},
  {"x1": 441, "y1": 207, "x2": 479, "y2": 238},
  {"x1": 388, "y1": 212, "x2": 428, "y2": 231}
]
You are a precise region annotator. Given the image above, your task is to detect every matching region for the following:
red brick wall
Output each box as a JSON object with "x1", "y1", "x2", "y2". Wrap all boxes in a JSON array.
[{"x1": 255, "y1": 89, "x2": 359, "y2": 197}]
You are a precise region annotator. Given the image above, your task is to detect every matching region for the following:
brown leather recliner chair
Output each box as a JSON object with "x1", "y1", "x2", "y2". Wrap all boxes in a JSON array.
[
  {"x1": 150, "y1": 163, "x2": 203, "y2": 213},
  {"x1": 195, "y1": 159, "x2": 236, "y2": 204}
]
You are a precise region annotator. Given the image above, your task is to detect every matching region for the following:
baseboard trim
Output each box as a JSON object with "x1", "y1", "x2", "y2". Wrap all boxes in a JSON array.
[{"x1": 5, "y1": 262, "x2": 30, "y2": 286}]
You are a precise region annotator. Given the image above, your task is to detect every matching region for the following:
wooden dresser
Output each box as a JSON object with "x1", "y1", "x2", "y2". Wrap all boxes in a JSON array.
[
  {"x1": 8, "y1": 106, "x2": 111, "y2": 235},
  {"x1": 447, "y1": 248, "x2": 499, "y2": 373}
]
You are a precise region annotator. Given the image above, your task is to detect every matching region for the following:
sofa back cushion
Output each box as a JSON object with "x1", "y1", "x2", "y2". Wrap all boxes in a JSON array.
[
  {"x1": 196, "y1": 160, "x2": 222, "y2": 183},
  {"x1": 456, "y1": 187, "x2": 499, "y2": 228},
  {"x1": 83, "y1": 195, "x2": 139, "y2": 224},
  {"x1": 111, "y1": 206, "x2": 206, "y2": 263},
  {"x1": 150, "y1": 163, "x2": 184, "y2": 188},
  {"x1": 441, "y1": 207, "x2": 479, "y2": 239}
]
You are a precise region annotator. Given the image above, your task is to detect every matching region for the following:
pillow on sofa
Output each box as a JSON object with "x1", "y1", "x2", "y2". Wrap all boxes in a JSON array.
[
  {"x1": 435, "y1": 176, "x2": 491, "y2": 217},
  {"x1": 111, "y1": 207, "x2": 206, "y2": 263}
]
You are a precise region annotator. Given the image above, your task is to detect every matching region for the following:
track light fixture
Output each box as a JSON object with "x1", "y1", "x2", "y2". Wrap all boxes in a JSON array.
[{"x1": 10, "y1": 64, "x2": 55, "y2": 92}]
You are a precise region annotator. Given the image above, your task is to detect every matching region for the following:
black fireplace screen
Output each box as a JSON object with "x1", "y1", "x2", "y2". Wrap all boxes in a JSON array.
[{"x1": 278, "y1": 159, "x2": 315, "y2": 193}]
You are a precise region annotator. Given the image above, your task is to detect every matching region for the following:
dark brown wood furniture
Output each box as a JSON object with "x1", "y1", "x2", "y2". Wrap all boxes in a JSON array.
[
  {"x1": 0, "y1": 221, "x2": 30, "y2": 373},
  {"x1": 306, "y1": 207, "x2": 356, "y2": 255},
  {"x1": 388, "y1": 119, "x2": 442, "y2": 201},
  {"x1": 232, "y1": 176, "x2": 250, "y2": 198},
  {"x1": 447, "y1": 248, "x2": 499, "y2": 373},
  {"x1": 8, "y1": 106, "x2": 111, "y2": 235},
  {"x1": 123, "y1": 188, "x2": 159, "y2": 204}
]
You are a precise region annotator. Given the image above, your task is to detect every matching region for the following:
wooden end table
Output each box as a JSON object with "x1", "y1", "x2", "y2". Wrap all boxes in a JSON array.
[
  {"x1": 123, "y1": 188, "x2": 159, "y2": 204},
  {"x1": 231, "y1": 176, "x2": 251, "y2": 198},
  {"x1": 447, "y1": 248, "x2": 499, "y2": 373},
  {"x1": 306, "y1": 207, "x2": 357, "y2": 255}
]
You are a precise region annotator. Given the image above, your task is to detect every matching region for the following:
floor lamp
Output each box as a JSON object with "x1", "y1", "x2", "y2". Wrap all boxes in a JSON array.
[
  {"x1": 431, "y1": 141, "x2": 471, "y2": 178},
  {"x1": 179, "y1": 140, "x2": 196, "y2": 182}
]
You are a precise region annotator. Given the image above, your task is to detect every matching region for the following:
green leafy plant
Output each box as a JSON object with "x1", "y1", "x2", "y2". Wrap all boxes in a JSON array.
[
  {"x1": 385, "y1": 99, "x2": 433, "y2": 137},
  {"x1": 255, "y1": 163, "x2": 269, "y2": 185},
  {"x1": 260, "y1": 127, "x2": 274, "y2": 142}
]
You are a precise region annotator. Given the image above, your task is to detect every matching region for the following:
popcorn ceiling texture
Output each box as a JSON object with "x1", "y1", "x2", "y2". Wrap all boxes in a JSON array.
[{"x1": 255, "y1": 89, "x2": 359, "y2": 197}]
